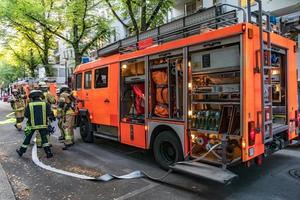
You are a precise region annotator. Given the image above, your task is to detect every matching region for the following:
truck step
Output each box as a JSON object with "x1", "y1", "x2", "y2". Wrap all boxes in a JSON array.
[{"x1": 170, "y1": 161, "x2": 238, "y2": 184}]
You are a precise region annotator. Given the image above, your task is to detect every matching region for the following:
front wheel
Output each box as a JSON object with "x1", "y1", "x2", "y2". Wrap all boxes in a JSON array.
[
  {"x1": 79, "y1": 117, "x2": 94, "y2": 143},
  {"x1": 153, "y1": 131, "x2": 184, "y2": 170}
]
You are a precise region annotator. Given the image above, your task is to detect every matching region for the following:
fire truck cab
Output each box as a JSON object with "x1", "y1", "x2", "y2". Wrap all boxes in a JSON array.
[{"x1": 73, "y1": 2, "x2": 298, "y2": 184}]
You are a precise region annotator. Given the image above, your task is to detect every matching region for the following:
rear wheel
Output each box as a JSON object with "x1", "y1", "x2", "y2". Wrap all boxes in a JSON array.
[
  {"x1": 153, "y1": 131, "x2": 184, "y2": 170},
  {"x1": 79, "y1": 117, "x2": 94, "y2": 143}
]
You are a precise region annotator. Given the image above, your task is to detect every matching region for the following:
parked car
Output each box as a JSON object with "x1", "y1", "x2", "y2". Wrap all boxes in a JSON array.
[{"x1": 2, "y1": 94, "x2": 9, "y2": 102}]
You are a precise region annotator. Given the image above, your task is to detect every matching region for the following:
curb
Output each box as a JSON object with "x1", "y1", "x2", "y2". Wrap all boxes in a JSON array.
[{"x1": 0, "y1": 163, "x2": 16, "y2": 200}]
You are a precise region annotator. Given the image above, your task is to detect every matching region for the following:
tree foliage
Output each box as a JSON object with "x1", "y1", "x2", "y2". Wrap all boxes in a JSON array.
[
  {"x1": 24, "y1": 0, "x2": 111, "y2": 66},
  {"x1": 105, "y1": 0, "x2": 174, "y2": 35},
  {"x1": 0, "y1": 0, "x2": 56, "y2": 76},
  {"x1": 0, "y1": 33, "x2": 41, "y2": 77},
  {"x1": 0, "y1": 63, "x2": 24, "y2": 87}
]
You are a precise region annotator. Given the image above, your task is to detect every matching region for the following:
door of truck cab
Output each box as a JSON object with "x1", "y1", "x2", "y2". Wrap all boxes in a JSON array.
[
  {"x1": 75, "y1": 73, "x2": 84, "y2": 107},
  {"x1": 91, "y1": 63, "x2": 119, "y2": 127}
]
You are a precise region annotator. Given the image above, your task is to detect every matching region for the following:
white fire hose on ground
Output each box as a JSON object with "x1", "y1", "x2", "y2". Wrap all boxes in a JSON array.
[{"x1": 31, "y1": 142, "x2": 172, "y2": 182}]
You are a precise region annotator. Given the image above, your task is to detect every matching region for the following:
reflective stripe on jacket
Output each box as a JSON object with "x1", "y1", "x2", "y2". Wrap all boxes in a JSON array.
[{"x1": 29, "y1": 102, "x2": 48, "y2": 129}]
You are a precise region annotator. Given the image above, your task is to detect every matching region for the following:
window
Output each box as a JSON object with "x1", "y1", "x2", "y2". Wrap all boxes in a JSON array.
[
  {"x1": 94, "y1": 67, "x2": 108, "y2": 88},
  {"x1": 59, "y1": 68, "x2": 65, "y2": 77},
  {"x1": 84, "y1": 71, "x2": 92, "y2": 89},
  {"x1": 76, "y1": 73, "x2": 82, "y2": 90},
  {"x1": 185, "y1": 1, "x2": 196, "y2": 15}
]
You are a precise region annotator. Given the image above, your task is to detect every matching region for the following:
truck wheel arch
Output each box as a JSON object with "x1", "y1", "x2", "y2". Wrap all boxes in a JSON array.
[
  {"x1": 149, "y1": 125, "x2": 184, "y2": 169},
  {"x1": 78, "y1": 109, "x2": 94, "y2": 143},
  {"x1": 149, "y1": 124, "x2": 183, "y2": 152}
]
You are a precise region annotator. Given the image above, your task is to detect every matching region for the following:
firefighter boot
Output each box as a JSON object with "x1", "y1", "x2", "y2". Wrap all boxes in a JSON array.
[
  {"x1": 16, "y1": 147, "x2": 27, "y2": 157},
  {"x1": 58, "y1": 136, "x2": 65, "y2": 141},
  {"x1": 62, "y1": 144, "x2": 72, "y2": 151},
  {"x1": 44, "y1": 146, "x2": 53, "y2": 158}
]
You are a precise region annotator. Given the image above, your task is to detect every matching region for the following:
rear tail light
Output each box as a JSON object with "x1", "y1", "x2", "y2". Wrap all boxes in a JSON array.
[
  {"x1": 295, "y1": 110, "x2": 300, "y2": 128},
  {"x1": 248, "y1": 121, "x2": 255, "y2": 146}
]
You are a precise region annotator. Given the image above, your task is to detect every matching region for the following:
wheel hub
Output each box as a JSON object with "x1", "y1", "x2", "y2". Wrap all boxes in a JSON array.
[{"x1": 161, "y1": 142, "x2": 176, "y2": 162}]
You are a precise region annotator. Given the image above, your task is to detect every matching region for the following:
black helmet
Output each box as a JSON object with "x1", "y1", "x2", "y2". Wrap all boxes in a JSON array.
[
  {"x1": 29, "y1": 90, "x2": 43, "y2": 99},
  {"x1": 12, "y1": 89, "x2": 19, "y2": 95},
  {"x1": 59, "y1": 85, "x2": 71, "y2": 94}
]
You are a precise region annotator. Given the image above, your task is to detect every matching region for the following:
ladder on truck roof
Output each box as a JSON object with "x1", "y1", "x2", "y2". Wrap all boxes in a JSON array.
[
  {"x1": 169, "y1": 1, "x2": 276, "y2": 185},
  {"x1": 97, "y1": 4, "x2": 247, "y2": 57},
  {"x1": 248, "y1": 0, "x2": 274, "y2": 143}
]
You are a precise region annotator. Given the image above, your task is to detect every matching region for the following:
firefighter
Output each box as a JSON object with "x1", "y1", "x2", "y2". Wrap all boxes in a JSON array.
[
  {"x1": 39, "y1": 82, "x2": 56, "y2": 105},
  {"x1": 16, "y1": 90, "x2": 54, "y2": 158},
  {"x1": 35, "y1": 82, "x2": 56, "y2": 148},
  {"x1": 10, "y1": 89, "x2": 26, "y2": 131},
  {"x1": 56, "y1": 88, "x2": 65, "y2": 141},
  {"x1": 59, "y1": 85, "x2": 75, "y2": 150}
]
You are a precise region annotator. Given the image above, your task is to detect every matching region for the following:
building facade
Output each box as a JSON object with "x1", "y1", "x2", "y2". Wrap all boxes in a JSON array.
[{"x1": 50, "y1": 0, "x2": 299, "y2": 82}]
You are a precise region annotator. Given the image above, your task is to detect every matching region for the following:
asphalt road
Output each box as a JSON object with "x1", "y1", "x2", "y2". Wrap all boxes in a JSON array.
[{"x1": 0, "y1": 101, "x2": 300, "y2": 200}]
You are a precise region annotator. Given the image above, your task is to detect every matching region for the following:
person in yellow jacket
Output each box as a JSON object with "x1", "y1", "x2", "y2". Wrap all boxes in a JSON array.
[
  {"x1": 58, "y1": 86, "x2": 76, "y2": 150},
  {"x1": 10, "y1": 89, "x2": 26, "y2": 131},
  {"x1": 16, "y1": 90, "x2": 54, "y2": 158},
  {"x1": 56, "y1": 88, "x2": 65, "y2": 141},
  {"x1": 35, "y1": 82, "x2": 56, "y2": 148}
]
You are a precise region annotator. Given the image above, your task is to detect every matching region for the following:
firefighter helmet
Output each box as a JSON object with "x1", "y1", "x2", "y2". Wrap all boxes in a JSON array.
[
  {"x1": 39, "y1": 81, "x2": 49, "y2": 92},
  {"x1": 29, "y1": 90, "x2": 43, "y2": 100},
  {"x1": 12, "y1": 89, "x2": 19, "y2": 95},
  {"x1": 38, "y1": 81, "x2": 48, "y2": 88},
  {"x1": 59, "y1": 85, "x2": 71, "y2": 94}
]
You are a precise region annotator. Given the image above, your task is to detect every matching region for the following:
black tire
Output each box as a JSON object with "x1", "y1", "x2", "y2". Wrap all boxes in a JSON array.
[
  {"x1": 153, "y1": 130, "x2": 184, "y2": 170},
  {"x1": 79, "y1": 117, "x2": 94, "y2": 143}
]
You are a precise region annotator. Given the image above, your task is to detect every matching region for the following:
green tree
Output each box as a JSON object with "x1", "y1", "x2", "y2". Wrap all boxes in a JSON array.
[
  {"x1": 0, "y1": 33, "x2": 42, "y2": 77},
  {"x1": 0, "y1": 0, "x2": 56, "y2": 76},
  {"x1": 105, "y1": 0, "x2": 174, "y2": 36},
  {"x1": 24, "y1": 0, "x2": 111, "y2": 67},
  {"x1": 0, "y1": 63, "x2": 24, "y2": 87}
]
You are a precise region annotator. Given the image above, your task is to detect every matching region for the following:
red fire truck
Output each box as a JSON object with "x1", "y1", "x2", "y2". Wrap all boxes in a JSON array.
[{"x1": 73, "y1": 2, "x2": 298, "y2": 183}]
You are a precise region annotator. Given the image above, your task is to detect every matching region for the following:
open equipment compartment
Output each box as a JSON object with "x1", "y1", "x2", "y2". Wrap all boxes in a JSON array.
[
  {"x1": 188, "y1": 40, "x2": 242, "y2": 166},
  {"x1": 268, "y1": 48, "x2": 288, "y2": 136},
  {"x1": 148, "y1": 50, "x2": 184, "y2": 120},
  {"x1": 120, "y1": 58, "x2": 145, "y2": 124}
]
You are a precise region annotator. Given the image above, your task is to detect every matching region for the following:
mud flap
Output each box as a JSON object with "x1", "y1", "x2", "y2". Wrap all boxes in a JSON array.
[{"x1": 170, "y1": 161, "x2": 238, "y2": 184}]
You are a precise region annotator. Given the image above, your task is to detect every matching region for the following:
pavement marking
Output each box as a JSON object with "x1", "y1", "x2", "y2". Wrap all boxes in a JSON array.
[
  {"x1": 114, "y1": 183, "x2": 158, "y2": 200},
  {"x1": 5, "y1": 112, "x2": 15, "y2": 118},
  {"x1": 0, "y1": 112, "x2": 16, "y2": 125},
  {"x1": 0, "y1": 141, "x2": 18, "y2": 145},
  {"x1": 0, "y1": 118, "x2": 16, "y2": 125}
]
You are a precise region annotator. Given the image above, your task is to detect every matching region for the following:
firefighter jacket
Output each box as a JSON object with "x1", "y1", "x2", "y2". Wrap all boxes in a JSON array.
[
  {"x1": 59, "y1": 92, "x2": 75, "y2": 115},
  {"x1": 24, "y1": 100, "x2": 52, "y2": 130},
  {"x1": 11, "y1": 96, "x2": 25, "y2": 113},
  {"x1": 42, "y1": 92, "x2": 56, "y2": 105}
]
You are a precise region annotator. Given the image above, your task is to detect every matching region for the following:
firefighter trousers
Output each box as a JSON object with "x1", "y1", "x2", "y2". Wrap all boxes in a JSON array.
[
  {"x1": 58, "y1": 118, "x2": 65, "y2": 139},
  {"x1": 15, "y1": 116, "x2": 24, "y2": 130},
  {"x1": 36, "y1": 130, "x2": 51, "y2": 147},
  {"x1": 20, "y1": 129, "x2": 51, "y2": 154},
  {"x1": 63, "y1": 114, "x2": 75, "y2": 146}
]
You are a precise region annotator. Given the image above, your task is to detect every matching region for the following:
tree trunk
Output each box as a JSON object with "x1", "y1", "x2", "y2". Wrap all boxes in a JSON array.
[
  {"x1": 43, "y1": 44, "x2": 52, "y2": 76},
  {"x1": 74, "y1": 46, "x2": 82, "y2": 67},
  {"x1": 140, "y1": 0, "x2": 147, "y2": 32},
  {"x1": 43, "y1": 29, "x2": 52, "y2": 77}
]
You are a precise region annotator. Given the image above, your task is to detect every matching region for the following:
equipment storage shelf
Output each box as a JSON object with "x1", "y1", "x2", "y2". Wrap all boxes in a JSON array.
[
  {"x1": 148, "y1": 52, "x2": 184, "y2": 120},
  {"x1": 120, "y1": 59, "x2": 146, "y2": 125}
]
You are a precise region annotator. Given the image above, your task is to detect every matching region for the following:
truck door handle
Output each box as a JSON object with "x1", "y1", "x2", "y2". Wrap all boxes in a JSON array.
[{"x1": 104, "y1": 98, "x2": 110, "y2": 103}]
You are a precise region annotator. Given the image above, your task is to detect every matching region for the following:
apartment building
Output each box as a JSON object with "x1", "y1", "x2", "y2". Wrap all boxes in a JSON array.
[{"x1": 50, "y1": 0, "x2": 299, "y2": 83}]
